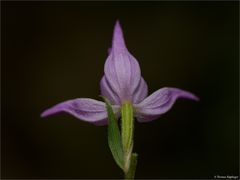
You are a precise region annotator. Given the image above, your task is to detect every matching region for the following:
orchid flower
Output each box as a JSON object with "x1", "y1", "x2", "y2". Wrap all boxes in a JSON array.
[{"x1": 41, "y1": 21, "x2": 199, "y2": 179}]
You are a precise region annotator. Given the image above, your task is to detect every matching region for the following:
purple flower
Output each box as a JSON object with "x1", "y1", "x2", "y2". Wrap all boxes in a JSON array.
[{"x1": 41, "y1": 21, "x2": 199, "y2": 126}]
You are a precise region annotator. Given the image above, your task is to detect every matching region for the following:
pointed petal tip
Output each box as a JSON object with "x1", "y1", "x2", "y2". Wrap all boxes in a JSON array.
[
  {"x1": 40, "y1": 106, "x2": 61, "y2": 118},
  {"x1": 114, "y1": 20, "x2": 121, "y2": 30},
  {"x1": 180, "y1": 90, "x2": 200, "y2": 102},
  {"x1": 40, "y1": 111, "x2": 46, "y2": 118},
  {"x1": 41, "y1": 109, "x2": 49, "y2": 118},
  {"x1": 191, "y1": 94, "x2": 200, "y2": 101},
  {"x1": 115, "y1": 19, "x2": 120, "y2": 24},
  {"x1": 113, "y1": 20, "x2": 122, "y2": 35},
  {"x1": 112, "y1": 20, "x2": 126, "y2": 51},
  {"x1": 163, "y1": 87, "x2": 199, "y2": 102}
]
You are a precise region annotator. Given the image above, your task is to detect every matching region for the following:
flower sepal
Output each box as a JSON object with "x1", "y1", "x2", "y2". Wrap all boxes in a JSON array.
[{"x1": 102, "y1": 96, "x2": 124, "y2": 170}]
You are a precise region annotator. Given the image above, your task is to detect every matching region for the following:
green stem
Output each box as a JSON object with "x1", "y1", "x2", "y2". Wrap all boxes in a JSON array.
[
  {"x1": 121, "y1": 102, "x2": 137, "y2": 179},
  {"x1": 125, "y1": 153, "x2": 138, "y2": 179}
]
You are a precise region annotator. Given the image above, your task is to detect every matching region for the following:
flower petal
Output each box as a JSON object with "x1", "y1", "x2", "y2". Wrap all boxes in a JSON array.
[
  {"x1": 134, "y1": 87, "x2": 199, "y2": 122},
  {"x1": 100, "y1": 76, "x2": 121, "y2": 105},
  {"x1": 41, "y1": 98, "x2": 120, "y2": 126},
  {"x1": 112, "y1": 20, "x2": 127, "y2": 53},
  {"x1": 132, "y1": 77, "x2": 148, "y2": 104},
  {"x1": 104, "y1": 21, "x2": 141, "y2": 103}
]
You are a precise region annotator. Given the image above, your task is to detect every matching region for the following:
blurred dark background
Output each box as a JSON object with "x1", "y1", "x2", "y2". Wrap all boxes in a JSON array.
[{"x1": 1, "y1": 1, "x2": 239, "y2": 179}]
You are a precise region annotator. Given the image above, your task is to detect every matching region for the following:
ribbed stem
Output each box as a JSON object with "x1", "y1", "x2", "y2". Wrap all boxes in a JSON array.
[{"x1": 121, "y1": 102, "x2": 137, "y2": 179}]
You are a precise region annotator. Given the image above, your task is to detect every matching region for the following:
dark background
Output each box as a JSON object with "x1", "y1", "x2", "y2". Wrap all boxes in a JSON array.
[{"x1": 1, "y1": 1, "x2": 239, "y2": 179}]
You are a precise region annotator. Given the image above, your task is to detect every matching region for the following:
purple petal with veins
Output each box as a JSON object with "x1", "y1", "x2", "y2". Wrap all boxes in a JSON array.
[
  {"x1": 100, "y1": 76, "x2": 121, "y2": 105},
  {"x1": 104, "y1": 21, "x2": 141, "y2": 103},
  {"x1": 132, "y1": 77, "x2": 148, "y2": 104},
  {"x1": 134, "y1": 87, "x2": 199, "y2": 122},
  {"x1": 41, "y1": 98, "x2": 120, "y2": 126}
]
